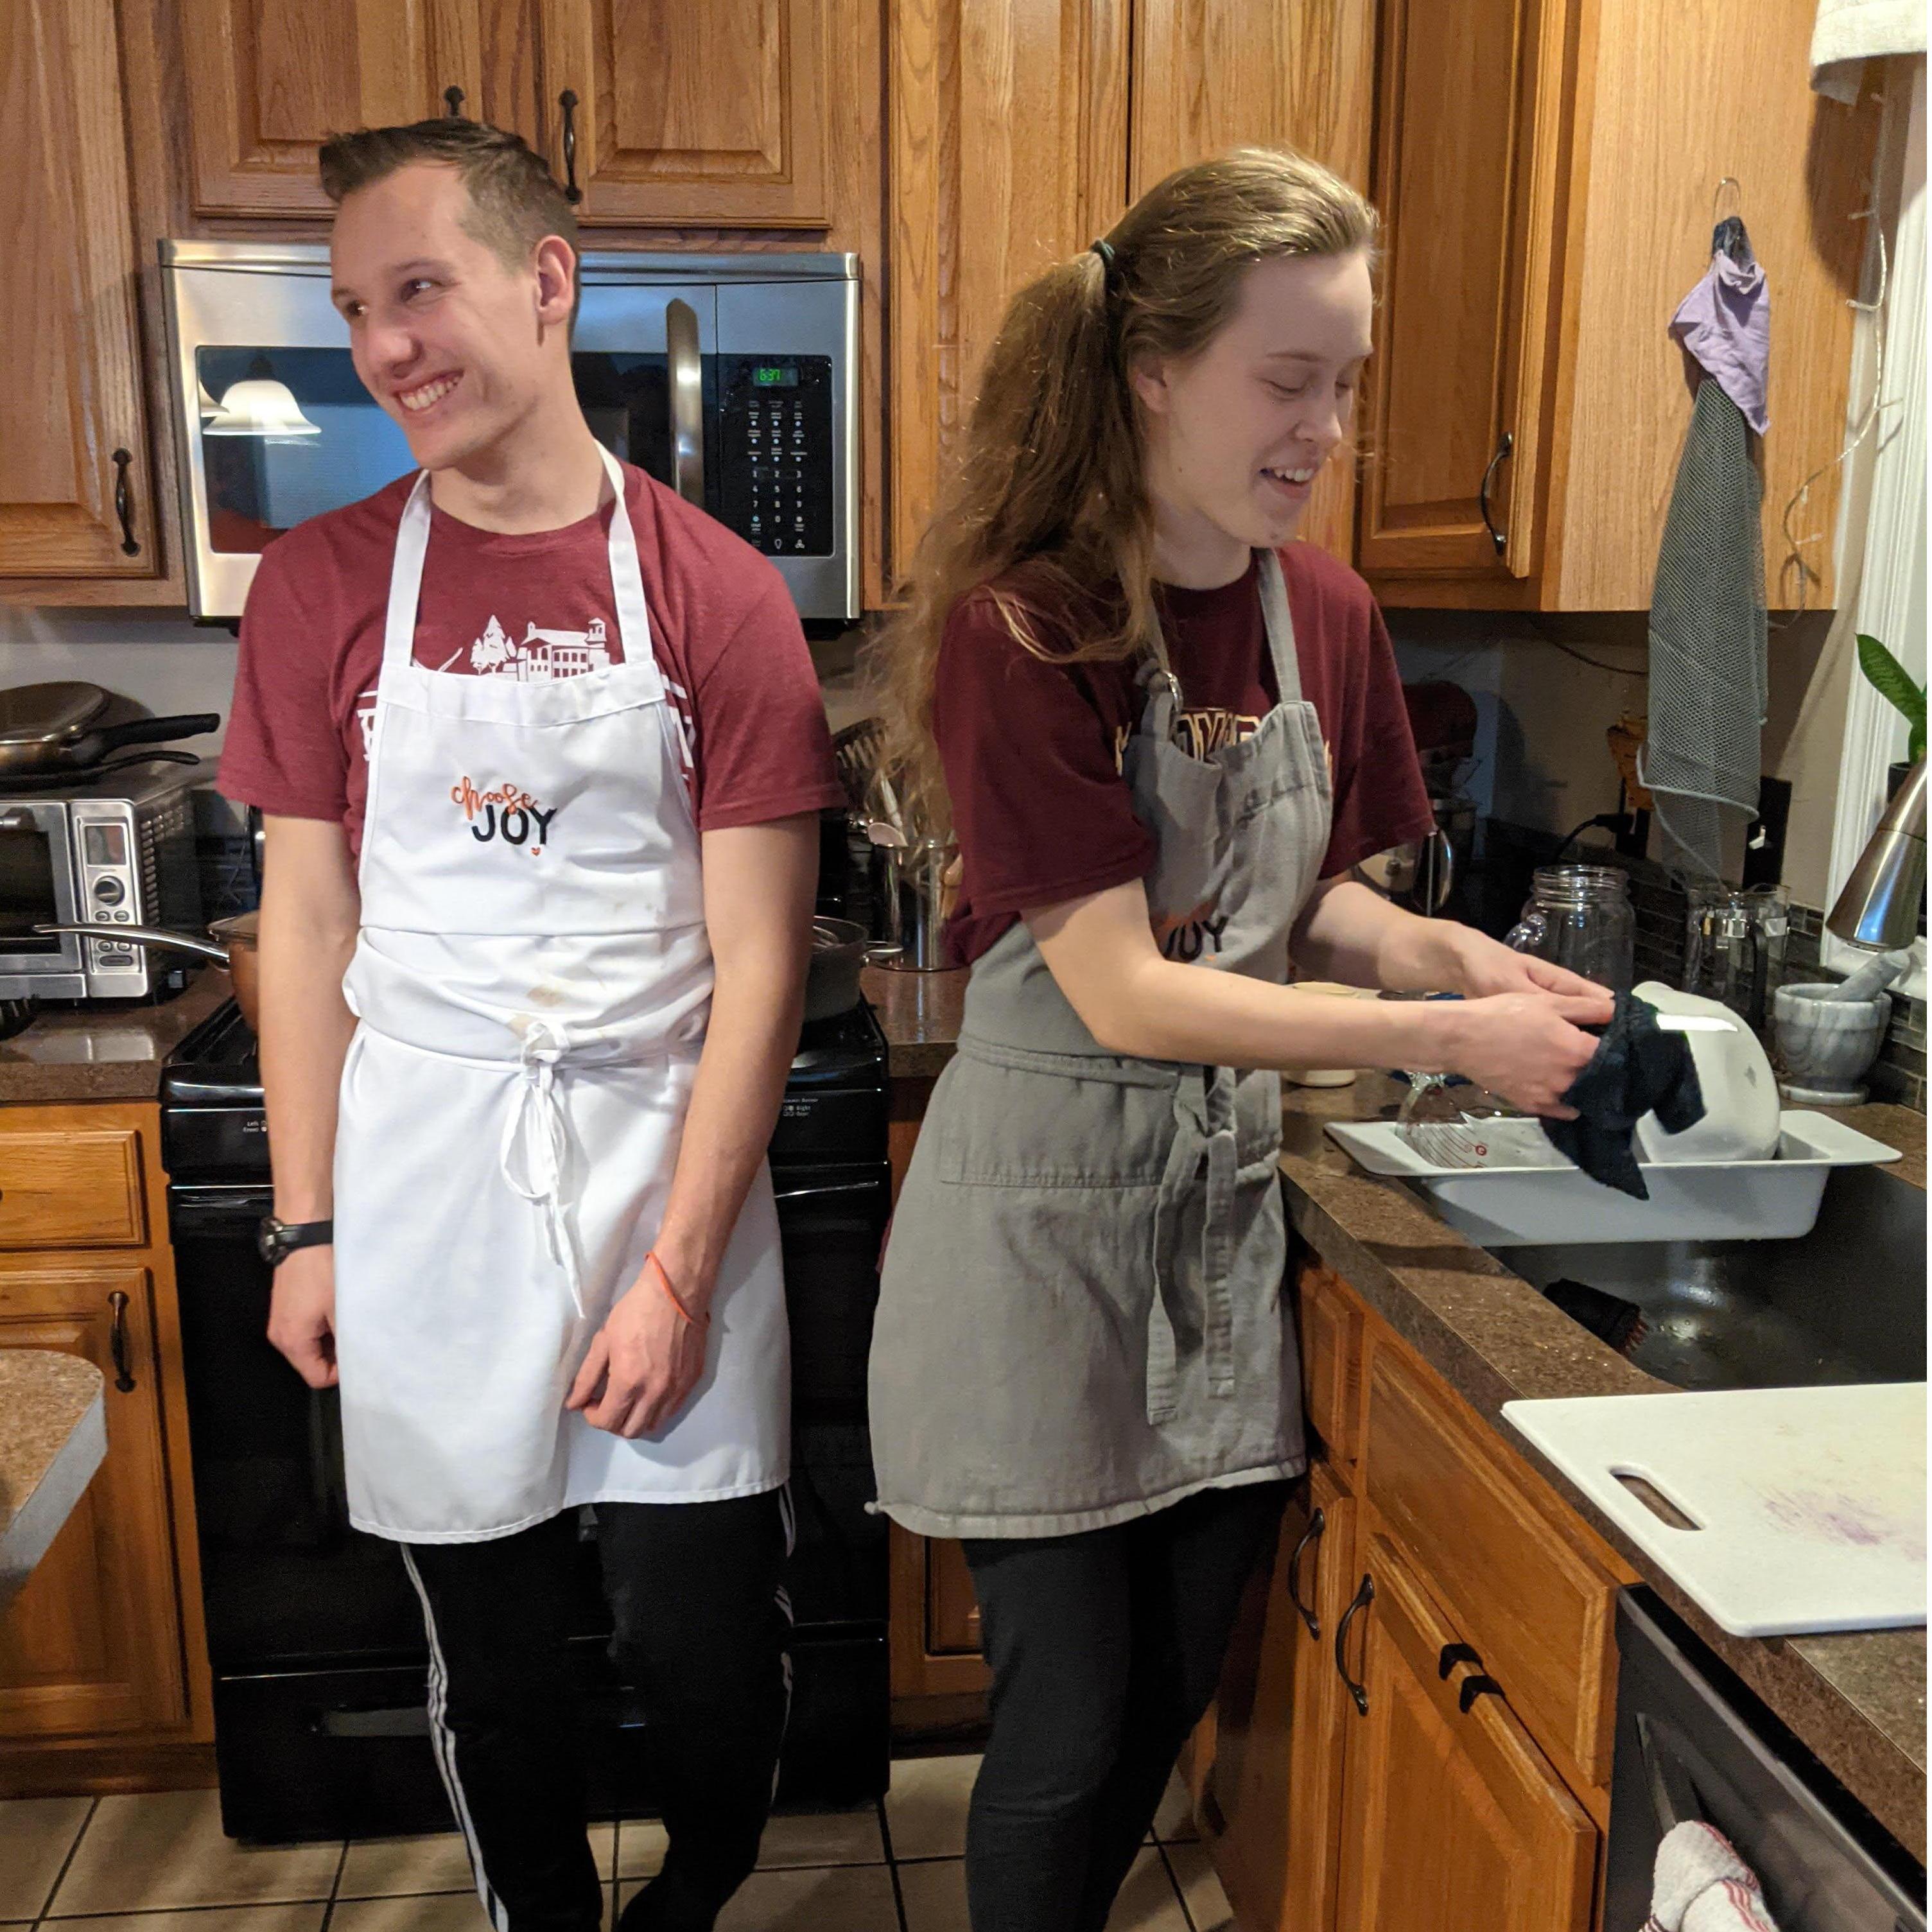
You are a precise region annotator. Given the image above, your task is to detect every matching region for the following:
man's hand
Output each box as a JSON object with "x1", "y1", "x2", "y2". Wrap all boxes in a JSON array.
[
  {"x1": 565, "y1": 1264, "x2": 710, "y2": 1438},
  {"x1": 267, "y1": 1245, "x2": 339, "y2": 1389}
]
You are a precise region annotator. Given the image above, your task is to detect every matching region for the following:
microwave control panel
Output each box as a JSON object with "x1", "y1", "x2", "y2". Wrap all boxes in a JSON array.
[{"x1": 717, "y1": 356, "x2": 835, "y2": 557}]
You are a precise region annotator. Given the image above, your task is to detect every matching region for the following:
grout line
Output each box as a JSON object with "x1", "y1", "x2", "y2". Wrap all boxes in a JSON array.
[
  {"x1": 33, "y1": 1795, "x2": 98, "y2": 1928},
  {"x1": 1153, "y1": 1839, "x2": 1199, "y2": 1932},
  {"x1": 873, "y1": 1798, "x2": 910, "y2": 1932},
  {"x1": 317, "y1": 1836, "x2": 351, "y2": 1930}
]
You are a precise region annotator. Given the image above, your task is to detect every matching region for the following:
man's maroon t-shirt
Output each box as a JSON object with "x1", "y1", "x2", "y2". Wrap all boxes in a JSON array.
[
  {"x1": 936, "y1": 544, "x2": 1436, "y2": 964},
  {"x1": 218, "y1": 462, "x2": 842, "y2": 854}
]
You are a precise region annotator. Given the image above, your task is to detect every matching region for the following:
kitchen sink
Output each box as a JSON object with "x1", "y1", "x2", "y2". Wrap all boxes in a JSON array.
[{"x1": 1502, "y1": 1165, "x2": 1927, "y2": 1393}]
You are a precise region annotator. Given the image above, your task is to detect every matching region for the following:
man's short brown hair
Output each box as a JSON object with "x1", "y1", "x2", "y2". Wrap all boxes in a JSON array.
[{"x1": 318, "y1": 119, "x2": 579, "y2": 298}]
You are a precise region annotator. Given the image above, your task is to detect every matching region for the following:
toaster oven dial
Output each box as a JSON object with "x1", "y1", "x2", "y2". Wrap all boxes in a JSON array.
[{"x1": 93, "y1": 876, "x2": 126, "y2": 905}]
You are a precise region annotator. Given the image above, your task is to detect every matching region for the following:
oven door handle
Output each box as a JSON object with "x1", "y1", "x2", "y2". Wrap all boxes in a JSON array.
[
  {"x1": 666, "y1": 297, "x2": 706, "y2": 509},
  {"x1": 772, "y1": 1178, "x2": 887, "y2": 1204}
]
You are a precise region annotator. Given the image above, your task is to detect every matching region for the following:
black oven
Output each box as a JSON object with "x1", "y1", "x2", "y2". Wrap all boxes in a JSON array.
[{"x1": 164, "y1": 996, "x2": 891, "y2": 1843}]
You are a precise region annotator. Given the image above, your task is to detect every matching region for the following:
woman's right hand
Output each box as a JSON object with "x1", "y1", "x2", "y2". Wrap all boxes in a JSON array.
[{"x1": 1432, "y1": 991, "x2": 1612, "y2": 1118}]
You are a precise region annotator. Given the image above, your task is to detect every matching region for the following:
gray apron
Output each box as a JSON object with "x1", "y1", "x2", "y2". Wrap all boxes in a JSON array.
[{"x1": 869, "y1": 550, "x2": 1334, "y2": 1538}]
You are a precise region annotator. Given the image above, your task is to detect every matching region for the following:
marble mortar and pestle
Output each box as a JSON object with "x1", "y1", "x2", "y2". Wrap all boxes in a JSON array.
[{"x1": 1771, "y1": 948, "x2": 1911, "y2": 1104}]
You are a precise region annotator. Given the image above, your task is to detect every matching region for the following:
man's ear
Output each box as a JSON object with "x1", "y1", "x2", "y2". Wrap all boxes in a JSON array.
[{"x1": 534, "y1": 235, "x2": 577, "y2": 329}]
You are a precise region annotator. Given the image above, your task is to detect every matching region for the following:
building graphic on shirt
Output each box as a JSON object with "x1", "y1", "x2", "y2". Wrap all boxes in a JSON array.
[{"x1": 467, "y1": 614, "x2": 614, "y2": 681}]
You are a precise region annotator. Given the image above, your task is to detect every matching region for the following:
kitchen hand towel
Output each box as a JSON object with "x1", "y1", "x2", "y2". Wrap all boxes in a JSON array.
[
  {"x1": 1669, "y1": 222, "x2": 1770, "y2": 435},
  {"x1": 1645, "y1": 1820, "x2": 1782, "y2": 1931},
  {"x1": 1542, "y1": 991, "x2": 1705, "y2": 1199},
  {"x1": 1638, "y1": 374, "x2": 1768, "y2": 882}
]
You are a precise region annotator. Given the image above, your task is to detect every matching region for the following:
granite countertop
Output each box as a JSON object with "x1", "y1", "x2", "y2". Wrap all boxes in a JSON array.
[
  {"x1": 0, "y1": 1352, "x2": 107, "y2": 1612},
  {"x1": 1280, "y1": 1071, "x2": 1927, "y2": 1861},
  {"x1": 862, "y1": 962, "x2": 966, "y2": 1079},
  {"x1": 0, "y1": 969, "x2": 233, "y2": 1105}
]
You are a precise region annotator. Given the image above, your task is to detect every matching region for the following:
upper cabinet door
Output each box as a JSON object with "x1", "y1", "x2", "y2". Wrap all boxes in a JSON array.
[
  {"x1": 178, "y1": 0, "x2": 512, "y2": 216},
  {"x1": 0, "y1": 0, "x2": 157, "y2": 579},
  {"x1": 1357, "y1": 0, "x2": 1571, "y2": 580},
  {"x1": 1129, "y1": 0, "x2": 1377, "y2": 564},
  {"x1": 887, "y1": 0, "x2": 1129, "y2": 583},
  {"x1": 534, "y1": 0, "x2": 828, "y2": 227}
]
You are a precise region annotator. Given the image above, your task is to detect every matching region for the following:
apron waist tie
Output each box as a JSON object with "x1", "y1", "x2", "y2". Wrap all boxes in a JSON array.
[
  {"x1": 498, "y1": 1019, "x2": 587, "y2": 1319},
  {"x1": 1147, "y1": 1065, "x2": 1241, "y2": 1425}
]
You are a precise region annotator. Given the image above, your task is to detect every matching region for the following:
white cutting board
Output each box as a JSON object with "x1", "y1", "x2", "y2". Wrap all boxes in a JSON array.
[{"x1": 1502, "y1": 1383, "x2": 1926, "y2": 1637}]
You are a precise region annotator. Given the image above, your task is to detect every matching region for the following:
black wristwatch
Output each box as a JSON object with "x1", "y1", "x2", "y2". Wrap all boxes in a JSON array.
[{"x1": 257, "y1": 1215, "x2": 334, "y2": 1268}]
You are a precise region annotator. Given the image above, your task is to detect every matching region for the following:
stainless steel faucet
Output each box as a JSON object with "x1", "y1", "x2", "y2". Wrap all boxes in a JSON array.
[{"x1": 1828, "y1": 757, "x2": 1927, "y2": 950}]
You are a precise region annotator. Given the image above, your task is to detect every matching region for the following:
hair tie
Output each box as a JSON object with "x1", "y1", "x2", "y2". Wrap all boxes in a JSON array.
[{"x1": 1090, "y1": 238, "x2": 1117, "y2": 274}]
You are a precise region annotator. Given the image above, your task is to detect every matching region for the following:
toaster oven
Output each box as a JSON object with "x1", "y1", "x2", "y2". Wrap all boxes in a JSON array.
[{"x1": 0, "y1": 763, "x2": 204, "y2": 1001}]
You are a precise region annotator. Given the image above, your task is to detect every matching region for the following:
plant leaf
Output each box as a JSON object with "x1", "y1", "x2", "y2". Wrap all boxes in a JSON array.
[{"x1": 1857, "y1": 634, "x2": 1927, "y2": 736}]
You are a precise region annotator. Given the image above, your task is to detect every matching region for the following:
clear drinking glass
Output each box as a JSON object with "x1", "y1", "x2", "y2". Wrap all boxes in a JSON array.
[{"x1": 1505, "y1": 865, "x2": 1636, "y2": 991}]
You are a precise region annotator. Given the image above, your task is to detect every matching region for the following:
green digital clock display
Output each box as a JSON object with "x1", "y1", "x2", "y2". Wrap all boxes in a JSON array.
[{"x1": 753, "y1": 365, "x2": 799, "y2": 388}]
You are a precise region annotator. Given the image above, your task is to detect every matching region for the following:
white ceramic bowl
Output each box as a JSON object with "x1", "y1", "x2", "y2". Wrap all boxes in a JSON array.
[{"x1": 1633, "y1": 980, "x2": 1782, "y2": 1164}]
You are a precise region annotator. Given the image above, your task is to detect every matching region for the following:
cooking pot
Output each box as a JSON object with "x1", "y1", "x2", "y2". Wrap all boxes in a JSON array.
[
  {"x1": 35, "y1": 914, "x2": 259, "y2": 1030},
  {"x1": 0, "y1": 682, "x2": 219, "y2": 779},
  {"x1": 805, "y1": 917, "x2": 876, "y2": 1022}
]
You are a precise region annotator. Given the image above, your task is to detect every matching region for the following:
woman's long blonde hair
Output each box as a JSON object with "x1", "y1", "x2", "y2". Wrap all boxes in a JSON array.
[{"x1": 870, "y1": 146, "x2": 1377, "y2": 835}]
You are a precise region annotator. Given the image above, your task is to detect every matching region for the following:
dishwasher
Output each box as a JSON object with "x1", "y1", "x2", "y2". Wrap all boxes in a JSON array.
[{"x1": 1606, "y1": 1589, "x2": 1925, "y2": 1931}]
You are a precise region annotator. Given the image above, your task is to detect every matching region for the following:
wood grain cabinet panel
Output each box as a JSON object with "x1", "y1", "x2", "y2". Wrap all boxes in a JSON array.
[
  {"x1": 0, "y1": 1263, "x2": 190, "y2": 1741},
  {"x1": 178, "y1": 0, "x2": 505, "y2": 216},
  {"x1": 1361, "y1": 1337, "x2": 1619, "y2": 1788},
  {"x1": 1335, "y1": 1533, "x2": 1596, "y2": 1932},
  {"x1": 0, "y1": 1124, "x2": 146, "y2": 1252},
  {"x1": 1129, "y1": 0, "x2": 1376, "y2": 564},
  {"x1": 535, "y1": 0, "x2": 828, "y2": 225},
  {"x1": 0, "y1": 0, "x2": 158, "y2": 579},
  {"x1": 1295, "y1": 1259, "x2": 1364, "y2": 1466}
]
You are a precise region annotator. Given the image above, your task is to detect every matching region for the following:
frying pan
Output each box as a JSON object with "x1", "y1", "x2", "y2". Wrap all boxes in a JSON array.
[
  {"x1": 33, "y1": 914, "x2": 259, "y2": 1029},
  {"x1": 0, "y1": 682, "x2": 220, "y2": 778}
]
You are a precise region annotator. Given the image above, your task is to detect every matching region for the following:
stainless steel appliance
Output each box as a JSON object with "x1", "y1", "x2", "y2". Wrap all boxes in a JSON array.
[
  {"x1": 161, "y1": 241, "x2": 862, "y2": 623},
  {"x1": 163, "y1": 996, "x2": 891, "y2": 1841},
  {"x1": 1607, "y1": 1589, "x2": 1924, "y2": 1930},
  {"x1": 0, "y1": 761, "x2": 204, "y2": 1001}
]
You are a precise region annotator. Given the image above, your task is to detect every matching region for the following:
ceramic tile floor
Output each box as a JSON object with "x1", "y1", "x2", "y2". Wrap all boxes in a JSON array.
[{"x1": 0, "y1": 1754, "x2": 1232, "y2": 1932}]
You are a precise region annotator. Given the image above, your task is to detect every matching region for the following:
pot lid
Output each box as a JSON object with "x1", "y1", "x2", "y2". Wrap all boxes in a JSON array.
[{"x1": 0, "y1": 683, "x2": 110, "y2": 747}]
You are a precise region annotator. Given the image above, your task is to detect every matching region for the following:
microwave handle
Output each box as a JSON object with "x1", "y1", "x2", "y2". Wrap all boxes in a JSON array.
[{"x1": 666, "y1": 297, "x2": 706, "y2": 508}]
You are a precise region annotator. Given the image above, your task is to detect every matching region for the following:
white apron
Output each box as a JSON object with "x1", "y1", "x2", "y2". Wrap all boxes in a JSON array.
[{"x1": 333, "y1": 449, "x2": 790, "y2": 1543}]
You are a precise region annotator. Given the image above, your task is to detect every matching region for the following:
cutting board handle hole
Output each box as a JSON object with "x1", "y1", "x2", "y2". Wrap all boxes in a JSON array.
[{"x1": 1613, "y1": 1468, "x2": 1704, "y2": 1531}]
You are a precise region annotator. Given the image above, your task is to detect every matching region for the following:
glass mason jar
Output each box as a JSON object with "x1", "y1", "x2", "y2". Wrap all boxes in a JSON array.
[{"x1": 1505, "y1": 865, "x2": 1636, "y2": 991}]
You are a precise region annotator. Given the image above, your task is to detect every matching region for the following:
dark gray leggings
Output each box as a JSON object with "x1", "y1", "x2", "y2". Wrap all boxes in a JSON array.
[{"x1": 960, "y1": 1479, "x2": 1290, "y2": 1932}]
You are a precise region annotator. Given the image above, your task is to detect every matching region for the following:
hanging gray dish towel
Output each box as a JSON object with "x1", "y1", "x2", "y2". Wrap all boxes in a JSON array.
[{"x1": 1639, "y1": 367, "x2": 1768, "y2": 883}]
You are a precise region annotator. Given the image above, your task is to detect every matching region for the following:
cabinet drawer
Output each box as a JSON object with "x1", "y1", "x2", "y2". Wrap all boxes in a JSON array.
[
  {"x1": 1296, "y1": 1260, "x2": 1364, "y2": 1464},
  {"x1": 0, "y1": 1128, "x2": 146, "y2": 1250},
  {"x1": 1361, "y1": 1337, "x2": 1618, "y2": 1786}
]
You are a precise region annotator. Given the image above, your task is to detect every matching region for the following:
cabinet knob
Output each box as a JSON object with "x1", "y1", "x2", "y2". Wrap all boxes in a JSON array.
[
  {"x1": 443, "y1": 85, "x2": 466, "y2": 118},
  {"x1": 1438, "y1": 1641, "x2": 1481, "y2": 1681},
  {"x1": 559, "y1": 90, "x2": 582, "y2": 204},
  {"x1": 1458, "y1": 1673, "x2": 1504, "y2": 1716}
]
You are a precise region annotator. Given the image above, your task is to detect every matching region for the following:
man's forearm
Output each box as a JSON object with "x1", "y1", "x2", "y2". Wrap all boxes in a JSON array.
[{"x1": 650, "y1": 969, "x2": 804, "y2": 1314}]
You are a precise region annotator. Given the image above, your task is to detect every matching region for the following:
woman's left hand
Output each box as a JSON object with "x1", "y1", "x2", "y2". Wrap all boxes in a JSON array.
[{"x1": 1441, "y1": 925, "x2": 1614, "y2": 1006}]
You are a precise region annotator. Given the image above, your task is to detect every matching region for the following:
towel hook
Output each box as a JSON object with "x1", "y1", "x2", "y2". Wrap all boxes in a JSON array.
[{"x1": 1712, "y1": 177, "x2": 1742, "y2": 222}]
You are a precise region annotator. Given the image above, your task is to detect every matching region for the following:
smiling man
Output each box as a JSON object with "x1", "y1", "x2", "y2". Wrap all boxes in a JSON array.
[{"x1": 216, "y1": 120, "x2": 844, "y2": 1932}]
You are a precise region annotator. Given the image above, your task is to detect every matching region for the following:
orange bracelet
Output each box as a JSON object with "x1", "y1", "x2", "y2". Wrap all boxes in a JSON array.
[{"x1": 646, "y1": 1251, "x2": 708, "y2": 1329}]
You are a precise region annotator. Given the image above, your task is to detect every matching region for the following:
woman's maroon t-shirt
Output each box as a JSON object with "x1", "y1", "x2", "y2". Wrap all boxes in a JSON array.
[
  {"x1": 218, "y1": 462, "x2": 842, "y2": 855},
  {"x1": 936, "y1": 544, "x2": 1436, "y2": 964}
]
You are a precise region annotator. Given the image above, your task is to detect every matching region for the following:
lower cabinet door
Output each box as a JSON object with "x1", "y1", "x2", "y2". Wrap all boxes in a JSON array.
[
  {"x1": 0, "y1": 1262, "x2": 189, "y2": 1739},
  {"x1": 1334, "y1": 1532, "x2": 1597, "y2": 1932},
  {"x1": 1212, "y1": 1461, "x2": 1357, "y2": 1932}
]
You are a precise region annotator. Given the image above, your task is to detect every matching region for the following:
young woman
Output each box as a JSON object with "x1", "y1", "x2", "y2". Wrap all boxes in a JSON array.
[{"x1": 866, "y1": 150, "x2": 1614, "y2": 1932}]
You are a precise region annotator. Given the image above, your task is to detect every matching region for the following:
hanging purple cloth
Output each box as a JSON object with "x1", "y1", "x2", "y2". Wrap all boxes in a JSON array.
[{"x1": 1668, "y1": 218, "x2": 1771, "y2": 435}]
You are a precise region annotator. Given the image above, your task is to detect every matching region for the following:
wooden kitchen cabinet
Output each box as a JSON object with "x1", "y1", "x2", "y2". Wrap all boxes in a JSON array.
[
  {"x1": 1334, "y1": 1531, "x2": 1597, "y2": 1932},
  {"x1": 0, "y1": 0, "x2": 160, "y2": 582},
  {"x1": 1365, "y1": 0, "x2": 1879, "y2": 608},
  {"x1": 0, "y1": 1102, "x2": 212, "y2": 1791}
]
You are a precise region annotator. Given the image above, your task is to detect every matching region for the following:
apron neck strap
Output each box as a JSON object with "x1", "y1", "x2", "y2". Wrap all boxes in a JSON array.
[
  {"x1": 379, "y1": 448, "x2": 657, "y2": 683},
  {"x1": 1255, "y1": 549, "x2": 1304, "y2": 706}
]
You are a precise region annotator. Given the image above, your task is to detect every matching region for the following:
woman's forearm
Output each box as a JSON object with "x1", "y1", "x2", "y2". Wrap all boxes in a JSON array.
[{"x1": 1289, "y1": 876, "x2": 1466, "y2": 991}]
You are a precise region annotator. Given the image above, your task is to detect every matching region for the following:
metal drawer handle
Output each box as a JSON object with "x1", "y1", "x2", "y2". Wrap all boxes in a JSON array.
[
  {"x1": 559, "y1": 89, "x2": 582, "y2": 203},
  {"x1": 1458, "y1": 1673, "x2": 1504, "y2": 1715},
  {"x1": 1334, "y1": 1572, "x2": 1373, "y2": 1716},
  {"x1": 1438, "y1": 1642, "x2": 1481, "y2": 1681},
  {"x1": 108, "y1": 1290, "x2": 136, "y2": 1391},
  {"x1": 1479, "y1": 431, "x2": 1512, "y2": 557},
  {"x1": 1286, "y1": 1506, "x2": 1325, "y2": 1639},
  {"x1": 112, "y1": 449, "x2": 139, "y2": 556}
]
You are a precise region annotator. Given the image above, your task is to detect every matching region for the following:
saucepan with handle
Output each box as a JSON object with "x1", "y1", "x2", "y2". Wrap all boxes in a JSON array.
[{"x1": 33, "y1": 913, "x2": 261, "y2": 1029}]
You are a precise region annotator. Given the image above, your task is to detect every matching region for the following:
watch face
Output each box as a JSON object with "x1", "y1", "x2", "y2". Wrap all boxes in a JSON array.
[{"x1": 256, "y1": 1218, "x2": 283, "y2": 1267}]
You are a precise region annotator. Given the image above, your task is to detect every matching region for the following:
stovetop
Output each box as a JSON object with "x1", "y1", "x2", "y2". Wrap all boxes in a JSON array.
[{"x1": 161, "y1": 997, "x2": 891, "y2": 1180}]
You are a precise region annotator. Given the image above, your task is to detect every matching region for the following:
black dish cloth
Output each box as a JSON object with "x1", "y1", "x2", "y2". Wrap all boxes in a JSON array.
[{"x1": 1540, "y1": 992, "x2": 1706, "y2": 1199}]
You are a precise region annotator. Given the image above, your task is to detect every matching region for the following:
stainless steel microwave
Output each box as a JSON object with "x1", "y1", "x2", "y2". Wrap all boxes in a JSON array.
[
  {"x1": 0, "y1": 762, "x2": 203, "y2": 1001},
  {"x1": 159, "y1": 241, "x2": 861, "y2": 623}
]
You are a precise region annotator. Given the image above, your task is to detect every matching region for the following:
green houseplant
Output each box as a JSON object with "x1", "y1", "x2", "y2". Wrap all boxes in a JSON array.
[{"x1": 1857, "y1": 633, "x2": 1926, "y2": 798}]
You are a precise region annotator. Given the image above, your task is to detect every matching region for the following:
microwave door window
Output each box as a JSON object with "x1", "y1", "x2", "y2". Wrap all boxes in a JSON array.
[
  {"x1": 198, "y1": 348, "x2": 416, "y2": 552},
  {"x1": 0, "y1": 823, "x2": 62, "y2": 953},
  {"x1": 571, "y1": 352, "x2": 720, "y2": 514}
]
